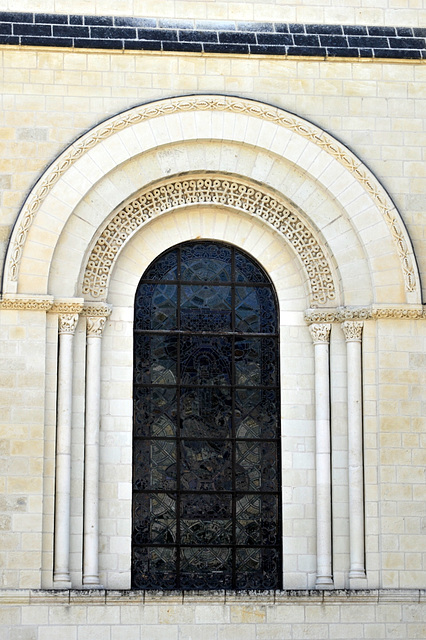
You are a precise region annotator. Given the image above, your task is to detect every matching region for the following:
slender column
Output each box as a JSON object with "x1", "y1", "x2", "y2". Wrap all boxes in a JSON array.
[
  {"x1": 342, "y1": 321, "x2": 366, "y2": 583},
  {"x1": 53, "y1": 313, "x2": 79, "y2": 587},
  {"x1": 82, "y1": 316, "x2": 106, "y2": 587},
  {"x1": 309, "y1": 323, "x2": 333, "y2": 588}
]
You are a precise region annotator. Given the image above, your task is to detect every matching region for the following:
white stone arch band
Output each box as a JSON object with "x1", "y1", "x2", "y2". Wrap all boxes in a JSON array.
[{"x1": 81, "y1": 175, "x2": 336, "y2": 306}]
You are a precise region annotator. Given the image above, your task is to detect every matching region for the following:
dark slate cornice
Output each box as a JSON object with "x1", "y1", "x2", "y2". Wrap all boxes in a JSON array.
[{"x1": 0, "y1": 12, "x2": 425, "y2": 59}]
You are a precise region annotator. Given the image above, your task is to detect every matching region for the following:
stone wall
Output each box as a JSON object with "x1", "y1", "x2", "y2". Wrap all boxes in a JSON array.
[
  {"x1": 0, "y1": 2, "x2": 425, "y2": 638},
  {"x1": 1, "y1": 590, "x2": 426, "y2": 640}
]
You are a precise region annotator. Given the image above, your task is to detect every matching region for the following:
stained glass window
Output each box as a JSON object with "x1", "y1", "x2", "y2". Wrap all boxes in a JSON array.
[{"x1": 132, "y1": 241, "x2": 282, "y2": 590}]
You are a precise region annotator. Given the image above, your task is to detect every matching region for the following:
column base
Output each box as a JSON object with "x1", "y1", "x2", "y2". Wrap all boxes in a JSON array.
[
  {"x1": 81, "y1": 584, "x2": 104, "y2": 590},
  {"x1": 53, "y1": 580, "x2": 72, "y2": 589},
  {"x1": 349, "y1": 574, "x2": 367, "y2": 590},
  {"x1": 315, "y1": 576, "x2": 334, "y2": 589},
  {"x1": 82, "y1": 577, "x2": 104, "y2": 589}
]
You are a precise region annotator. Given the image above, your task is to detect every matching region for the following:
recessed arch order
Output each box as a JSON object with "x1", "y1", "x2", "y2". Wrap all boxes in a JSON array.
[{"x1": 3, "y1": 94, "x2": 421, "y2": 307}]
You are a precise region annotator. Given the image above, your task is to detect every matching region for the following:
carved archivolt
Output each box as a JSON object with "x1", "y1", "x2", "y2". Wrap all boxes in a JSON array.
[
  {"x1": 6, "y1": 95, "x2": 417, "y2": 295},
  {"x1": 81, "y1": 176, "x2": 336, "y2": 306}
]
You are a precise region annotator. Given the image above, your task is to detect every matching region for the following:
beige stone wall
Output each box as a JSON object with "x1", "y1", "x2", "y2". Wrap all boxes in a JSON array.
[
  {"x1": 2, "y1": 0, "x2": 426, "y2": 26},
  {"x1": 0, "y1": 310, "x2": 47, "y2": 589},
  {"x1": 1, "y1": 590, "x2": 426, "y2": 639},
  {"x1": 1, "y1": 48, "x2": 425, "y2": 299},
  {"x1": 0, "y1": 8, "x2": 425, "y2": 637}
]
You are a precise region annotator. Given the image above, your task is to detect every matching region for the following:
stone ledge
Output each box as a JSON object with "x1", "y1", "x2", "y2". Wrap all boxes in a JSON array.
[
  {"x1": 0, "y1": 588, "x2": 423, "y2": 605},
  {"x1": 0, "y1": 12, "x2": 425, "y2": 59}
]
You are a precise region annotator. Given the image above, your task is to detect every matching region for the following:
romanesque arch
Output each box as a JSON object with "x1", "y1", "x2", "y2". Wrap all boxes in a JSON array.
[{"x1": 3, "y1": 95, "x2": 422, "y2": 591}]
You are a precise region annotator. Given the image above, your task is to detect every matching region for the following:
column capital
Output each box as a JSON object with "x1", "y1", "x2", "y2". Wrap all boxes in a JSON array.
[
  {"x1": 309, "y1": 323, "x2": 331, "y2": 344},
  {"x1": 58, "y1": 313, "x2": 79, "y2": 335},
  {"x1": 342, "y1": 321, "x2": 363, "y2": 342},
  {"x1": 86, "y1": 316, "x2": 107, "y2": 337}
]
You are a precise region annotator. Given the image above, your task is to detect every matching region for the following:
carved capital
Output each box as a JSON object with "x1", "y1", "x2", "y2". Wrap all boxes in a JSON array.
[
  {"x1": 58, "y1": 314, "x2": 79, "y2": 335},
  {"x1": 342, "y1": 321, "x2": 363, "y2": 342},
  {"x1": 309, "y1": 323, "x2": 331, "y2": 344},
  {"x1": 86, "y1": 316, "x2": 106, "y2": 337}
]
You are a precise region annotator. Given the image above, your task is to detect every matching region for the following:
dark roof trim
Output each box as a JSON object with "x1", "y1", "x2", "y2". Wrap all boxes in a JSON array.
[{"x1": 0, "y1": 12, "x2": 425, "y2": 59}]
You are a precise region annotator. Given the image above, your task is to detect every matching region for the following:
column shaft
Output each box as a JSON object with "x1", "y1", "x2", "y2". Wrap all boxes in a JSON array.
[
  {"x1": 82, "y1": 316, "x2": 106, "y2": 587},
  {"x1": 310, "y1": 323, "x2": 333, "y2": 588},
  {"x1": 342, "y1": 321, "x2": 366, "y2": 582},
  {"x1": 54, "y1": 314, "x2": 78, "y2": 586}
]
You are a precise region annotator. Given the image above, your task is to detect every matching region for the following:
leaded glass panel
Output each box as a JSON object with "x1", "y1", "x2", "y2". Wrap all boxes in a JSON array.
[{"x1": 133, "y1": 241, "x2": 282, "y2": 590}]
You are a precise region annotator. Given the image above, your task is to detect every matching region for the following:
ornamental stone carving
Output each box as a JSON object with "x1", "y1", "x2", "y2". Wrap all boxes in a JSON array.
[
  {"x1": 81, "y1": 176, "x2": 335, "y2": 306},
  {"x1": 0, "y1": 296, "x2": 53, "y2": 311},
  {"x1": 58, "y1": 314, "x2": 79, "y2": 335},
  {"x1": 342, "y1": 321, "x2": 363, "y2": 342},
  {"x1": 304, "y1": 305, "x2": 425, "y2": 325},
  {"x1": 86, "y1": 316, "x2": 107, "y2": 337},
  {"x1": 81, "y1": 304, "x2": 112, "y2": 318},
  {"x1": 7, "y1": 95, "x2": 417, "y2": 295},
  {"x1": 309, "y1": 323, "x2": 331, "y2": 344},
  {"x1": 50, "y1": 300, "x2": 84, "y2": 315}
]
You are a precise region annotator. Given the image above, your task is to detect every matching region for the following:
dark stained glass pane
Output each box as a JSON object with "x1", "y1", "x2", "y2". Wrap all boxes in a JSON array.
[
  {"x1": 180, "y1": 547, "x2": 233, "y2": 590},
  {"x1": 235, "y1": 337, "x2": 278, "y2": 386},
  {"x1": 181, "y1": 440, "x2": 233, "y2": 491},
  {"x1": 181, "y1": 243, "x2": 231, "y2": 281},
  {"x1": 134, "y1": 335, "x2": 177, "y2": 385},
  {"x1": 181, "y1": 284, "x2": 231, "y2": 331},
  {"x1": 235, "y1": 388, "x2": 278, "y2": 439},
  {"x1": 133, "y1": 439, "x2": 177, "y2": 490},
  {"x1": 133, "y1": 241, "x2": 281, "y2": 591},
  {"x1": 235, "y1": 250, "x2": 268, "y2": 283},
  {"x1": 133, "y1": 493, "x2": 177, "y2": 545},
  {"x1": 180, "y1": 335, "x2": 232, "y2": 386},
  {"x1": 135, "y1": 283, "x2": 177, "y2": 331},
  {"x1": 235, "y1": 548, "x2": 281, "y2": 589},
  {"x1": 142, "y1": 249, "x2": 178, "y2": 281},
  {"x1": 180, "y1": 387, "x2": 232, "y2": 438},
  {"x1": 180, "y1": 493, "x2": 232, "y2": 519},
  {"x1": 134, "y1": 386, "x2": 177, "y2": 437},
  {"x1": 132, "y1": 546, "x2": 177, "y2": 589}
]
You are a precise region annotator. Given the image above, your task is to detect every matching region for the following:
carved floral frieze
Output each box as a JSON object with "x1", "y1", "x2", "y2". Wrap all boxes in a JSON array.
[{"x1": 81, "y1": 176, "x2": 336, "y2": 306}]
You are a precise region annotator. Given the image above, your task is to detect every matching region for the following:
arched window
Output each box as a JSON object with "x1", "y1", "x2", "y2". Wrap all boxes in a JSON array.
[{"x1": 132, "y1": 241, "x2": 282, "y2": 590}]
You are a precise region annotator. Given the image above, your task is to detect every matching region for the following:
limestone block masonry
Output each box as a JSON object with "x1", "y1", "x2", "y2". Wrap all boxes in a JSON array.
[{"x1": 1, "y1": 1, "x2": 426, "y2": 638}]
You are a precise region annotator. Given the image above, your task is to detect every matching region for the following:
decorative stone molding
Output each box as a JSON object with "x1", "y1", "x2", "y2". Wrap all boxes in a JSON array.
[
  {"x1": 336, "y1": 307, "x2": 373, "y2": 322},
  {"x1": 342, "y1": 321, "x2": 364, "y2": 342},
  {"x1": 309, "y1": 323, "x2": 331, "y2": 344},
  {"x1": 6, "y1": 95, "x2": 417, "y2": 296},
  {"x1": 86, "y1": 316, "x2": 107, "y2": 337},
  {"x1": 372, "y1": 306, "x2": 424, "y2": 319},
  {"x1": 304, "y1": 305, "x2": 425, "y2": 324},
  {"x1": 0, "y1": 295, "x2": 53, "y2": 311},
  {"x1": 0, "y1": 588, "x2": 425, "y2": 605},
  {"x1": 81, "y1": 304, "x2": 112, "y2": 318},
  {"x1": 81, "y1": 175, "x2": 336, "y2": 306},
  {"x1": 50, "y1": 299, "x2": 84, "y2": 315},
  {"x1": 58, "y1": 314, "x2": 79, "y2": 335}
]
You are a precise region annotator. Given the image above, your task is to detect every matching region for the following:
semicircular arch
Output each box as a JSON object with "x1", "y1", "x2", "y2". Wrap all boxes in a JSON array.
[{"x1": 3, "y1": 94, "x2": 420, "y2": 306}]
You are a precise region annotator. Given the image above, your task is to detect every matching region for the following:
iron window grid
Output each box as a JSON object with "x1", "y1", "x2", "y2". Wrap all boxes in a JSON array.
[{"x1": 132, "y1": 242, "x2": 282, "y2": 590}]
